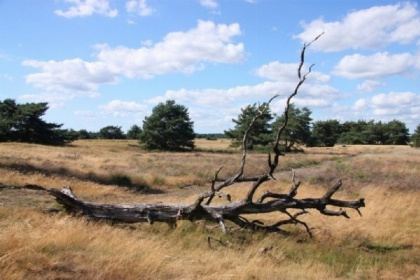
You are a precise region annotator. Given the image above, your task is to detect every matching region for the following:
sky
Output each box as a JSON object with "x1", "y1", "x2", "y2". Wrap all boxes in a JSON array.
[{"x1": 0, "y1": 0, "x2": 419, "y2": 134}]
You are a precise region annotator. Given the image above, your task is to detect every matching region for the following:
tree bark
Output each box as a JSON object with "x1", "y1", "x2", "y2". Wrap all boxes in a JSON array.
[{"x1": 45, "y1": 33, "x2": 365, "y2": 236}]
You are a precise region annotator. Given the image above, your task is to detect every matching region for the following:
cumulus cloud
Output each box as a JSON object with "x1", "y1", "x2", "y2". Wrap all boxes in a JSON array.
[
  {"x1": 148, "y1": 80, "x2": 338, "y2": 109},
  {"x1": 19, "y1": 92, "x2": 75, "y2": 108},
  {"x1": 295, "y1": 2, "x2": 420, "y2": 52},
  {"x1": 333, "y1": 52, "x2": 417, "y2": 79},
  {"x1": 254, "y1": 61, "x2": 330, "y2": 83},
  {"x1": 22, "y1": 20, "x2": 244, "y2": 101},
  {"x1": 99, "y1": 100, "x2": 147, "y2": 117},
  {"x1": 22, "y1": 58, "x2": 118, "y2": 97},
  {"x1": 126, "y1": 0, "x2": 155, "y2": 16},
  {"x1": 357, "y1": 80, "x2": 385, "y2": 93},
  {"x1": 55, "y1": 0, "x2": 118, "y2": 18},
  {"x1": 199, "y1": 0, "x2": 219, "y2": 9},
  {"x1": 95, "y1": 20, "x2": 244, "y2": 78},
  {"x1": 353, "y1": 92, "x2": 420, "y2": 123}
]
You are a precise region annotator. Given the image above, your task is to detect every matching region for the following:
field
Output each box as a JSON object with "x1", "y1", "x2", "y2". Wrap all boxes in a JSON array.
[{"x1": 0, "y1": 139, "x2": 419, "y2": 279}]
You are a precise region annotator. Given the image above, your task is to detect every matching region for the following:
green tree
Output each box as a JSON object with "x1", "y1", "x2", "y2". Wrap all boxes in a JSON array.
[
  {"x1": 383, "y1": 120, "x2": 409, "y2": 145},
  {"x1": 225, "y1": 103, "x2": 273, "y2": 150},
  {"x1": 77, "y1": 129, "x2": 91, "y2": 139},
  {"x1": 410, "y1": 124, "x2": 420, "y2": 147},
  {"x1": 0, "y1": 99, "x2": 70, "y2": 145},
  {"x1": 139, "y1": 100, "x2": 195, "y2": 150},
  {"x1": 271, "y1": 104, "x2": 312, "y2": 151},
  {"x1": 311, "y1": 120, "x2": 341, "y2": 147},
  {"x1": 99, "y1": 126, "x2": 125, "y2": 139},
  {"x1": 126, "y1": 124, "x2": 142, "y2": 139},
  {"x1": 338, "y1": 120, "x2": 369, "y2": 144}
]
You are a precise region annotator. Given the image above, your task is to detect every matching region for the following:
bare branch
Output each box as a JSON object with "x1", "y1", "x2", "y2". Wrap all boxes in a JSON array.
[{"x1": 40, "y1": 33, "x2": 365, "y2": 237}]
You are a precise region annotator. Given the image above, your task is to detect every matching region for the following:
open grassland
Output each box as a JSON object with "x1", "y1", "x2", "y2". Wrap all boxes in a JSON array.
[{"x1": 0, "y1": 140, "x2": 419, "y2": 279}]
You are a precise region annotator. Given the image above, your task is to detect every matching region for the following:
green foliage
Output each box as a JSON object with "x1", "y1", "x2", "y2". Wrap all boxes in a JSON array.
[
  {"x1": 77, "y1": 129, "x2": 92, "y2": 139},
  {"x1": 337, "y1": 120, "x2": 409, "y2": 145},
  {"x1": 0, "y1": 99, "x2": 72, "y2": 145},
  {"x1": 272, "y1": 104, "x2": 312, "y2": 151},
  {"x1": 126, "y1": 124, "x2": 142, "y2": 140},
  {"x1": 195, "y1": 133, "x2": 227, "y2": 139},
  {"x1": 99, "y1": 125, "x2": 125, "y2": 139},
  {"x1": 139, "y1": 100, "x2": 195, "y2": 150},
  {"x1": 311, "y1": 120, "x2": 341, "y2": 147},
  {"x1": 383, "y1": 120, "x2": 409, "y2": 145},
  {"x1": 410, "y1": 124, "x2": 420, "y2": 148},
  {"x1": 224, "y1": 103, "x2": 273, "y2": 150}
]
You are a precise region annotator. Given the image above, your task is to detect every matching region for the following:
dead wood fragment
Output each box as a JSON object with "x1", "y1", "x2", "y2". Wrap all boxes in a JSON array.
[{"x1": 42, "y1": 33, "x2": 365, "y2": 237}]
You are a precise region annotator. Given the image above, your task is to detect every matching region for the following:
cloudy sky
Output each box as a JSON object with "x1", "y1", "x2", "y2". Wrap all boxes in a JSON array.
[{"x1": 1, "y1": 0, "x2": 419, "y2": 133}]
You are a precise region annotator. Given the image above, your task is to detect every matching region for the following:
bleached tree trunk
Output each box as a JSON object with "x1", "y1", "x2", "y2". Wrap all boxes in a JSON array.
[{"x1": 46, "y1": 33, "x2": 365, "y2": 236}]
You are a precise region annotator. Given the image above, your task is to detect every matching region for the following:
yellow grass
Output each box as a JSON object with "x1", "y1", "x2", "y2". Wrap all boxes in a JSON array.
[{"x1": 0, "y1": 140, "x2": 419, "y2": 279}]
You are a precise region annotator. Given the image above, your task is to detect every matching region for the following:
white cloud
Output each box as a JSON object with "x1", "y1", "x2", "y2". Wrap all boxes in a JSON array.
[
  {"x1": 199, "y1": 0, "x2": 219, "y2": 9},
  {"x1": 126, "y1": 0, "x2": 155, "y2": 16},
  {"x1": 148, "y1": 79, "x2": 338, "y2": 109},
  {"x1": 352, "y1": 92, "x2": 420, "y2": 125},
  {"x1": 22, "y1": 58, "x2": 118, "y2": 96},
  {"x1": 352, "y1": 98, "x2": 368, "y2": 110},
  {"x1": 295, "y1": 2, "x2": 420, "y2": 52},
  {"x1": 99, "y1": 100, "x2": 147, "y2": 117},
  {"x1": 55, "y1": 0, "x2": 118, "y2": 18},
  {"x1": 333, "y1": 52, "x2": 416, "y2": 79},
  {"x1": 95, "y1": 20, "x2": 244, "y2": 78},
  {"x1": 22, "y1": 21, "x2": 243, "y2": 101},
  {"x1": 254, "y1": 61, "x2": 330, "y2": 83},
  {"x1": 357, "y1": 80, "x2": 385, "y2": 93},
  {"x1": 19, "y1": 92, "x2": 74, "y2": 108}
]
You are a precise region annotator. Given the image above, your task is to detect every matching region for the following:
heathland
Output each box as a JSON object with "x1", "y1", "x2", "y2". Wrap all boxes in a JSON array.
[{"x1": 0, "y1": 140, "x2": 419, "y2": 279}]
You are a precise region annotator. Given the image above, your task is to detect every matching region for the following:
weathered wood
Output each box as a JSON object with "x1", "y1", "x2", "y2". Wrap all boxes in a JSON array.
[
  {"x1": 47, "y1": 179, "x2": 365, "y2": 235},
  {"x1": 44, "y1": 33, "x2": 365, "y2": 236}
]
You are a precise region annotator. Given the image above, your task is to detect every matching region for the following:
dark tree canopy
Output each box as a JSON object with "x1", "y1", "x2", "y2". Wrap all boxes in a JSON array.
[
  {"x1": 337, "y1": 119, "x2": 409, "y2": 145},
  {"x1": 383, "y1": 120, "x2": 409, "y2": 145},
  {"x1": 271, "y1": 103, "x2": 312, "y2": 151},
  {"x1": 311, "y1": 120, "x2": 341, "y2": 147},
  {"x1": 139, "y1": 100, "x2": 195, "y2": 150},
  {"x1": 411, "y1": 124, "x2": 420, "y2": 147},
  {"x1": 99, "y1": 126, "x2": 125, "y2": 139},
  {"x1": 126, "y1": 124, "x2": 142, "y2": 140},
  {"x1": 225, "y1": 103, "x2": 273, "y2": 150},
  {"x1": 0, "y1": 99, "x2": 72, "y2": 145}
]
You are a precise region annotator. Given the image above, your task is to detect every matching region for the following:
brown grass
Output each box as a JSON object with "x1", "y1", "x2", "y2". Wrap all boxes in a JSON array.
[{"x1": 0, "y1": 140, "x2": 419, "y2": 279}]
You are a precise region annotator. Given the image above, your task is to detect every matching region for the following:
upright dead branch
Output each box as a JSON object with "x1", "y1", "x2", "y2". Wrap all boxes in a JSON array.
[{"x1": 45, "y1": 33, "x2": 365, "y2": 237}]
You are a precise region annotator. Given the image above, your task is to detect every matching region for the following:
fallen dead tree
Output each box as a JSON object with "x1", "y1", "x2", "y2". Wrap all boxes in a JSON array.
[{"x1": 46, "y1": 33, "x2": 365, "y2": 236}]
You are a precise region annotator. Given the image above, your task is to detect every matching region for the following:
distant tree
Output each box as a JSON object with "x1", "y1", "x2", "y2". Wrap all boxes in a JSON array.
[
  {"x1": 0, "y1": 99, "x2": 71, "y2": 145},
  {"x1": 271, "y1": 104, "x2": 312, "y2": 151},
  {"x1": 411, "y1": 124, "x2": 420, "y2": 147},
  {"x1": 126, "y1": 124, "x2": 142, "y2": 140},
  {"x1": 338, "y1": 120, "x2": 369, "y2": 144},
  {"x1": 99, "y1": 126, "x2": 125, "y2": 139},
  {"x1": 139, "y1": 100, "x2": 195, "y2": 150},
  {"x1": 77, "y1": 129, "x2": 91, "y2": 139},
  {"x1": 311, "y1": 120, "x2": 341, "y2": 147},
  {"x1": 225, "y1": 103, "x2": 273, "y2": 150},
  {"x1": 383, "y1": 120, "x2": 409, "y2": 145}
]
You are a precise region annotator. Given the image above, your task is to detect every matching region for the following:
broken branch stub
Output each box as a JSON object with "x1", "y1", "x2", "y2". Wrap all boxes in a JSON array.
[{"x1": 46, "y1": 33, "x2": 365, "y2": 237}]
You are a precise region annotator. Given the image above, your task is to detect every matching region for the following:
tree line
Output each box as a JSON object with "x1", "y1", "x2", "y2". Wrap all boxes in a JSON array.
[
  {"x1": 1, "y1": 98, "x2": 418, "y2": 149},
  {"x1": 225, "y1": 103, "x2": 414, "y2": 150}
]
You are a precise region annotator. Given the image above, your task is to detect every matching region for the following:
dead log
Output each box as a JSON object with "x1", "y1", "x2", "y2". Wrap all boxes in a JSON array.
[
  {"x1": 48, "y1": 176, "x2": 364, "y2": 236},
  {"x1": 46, "y1": 33, "x2": 365, "y2": 236}
]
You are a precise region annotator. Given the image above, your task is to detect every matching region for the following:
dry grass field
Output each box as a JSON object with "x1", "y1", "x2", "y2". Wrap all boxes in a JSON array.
[{"x1": 0, "y1": 139, "x2": 419, "y2": 279}]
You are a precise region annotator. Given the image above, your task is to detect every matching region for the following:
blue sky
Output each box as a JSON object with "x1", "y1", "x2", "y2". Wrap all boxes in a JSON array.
[{"x1": 1, "y1": 0, "x2": 419, "y2": 134}]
